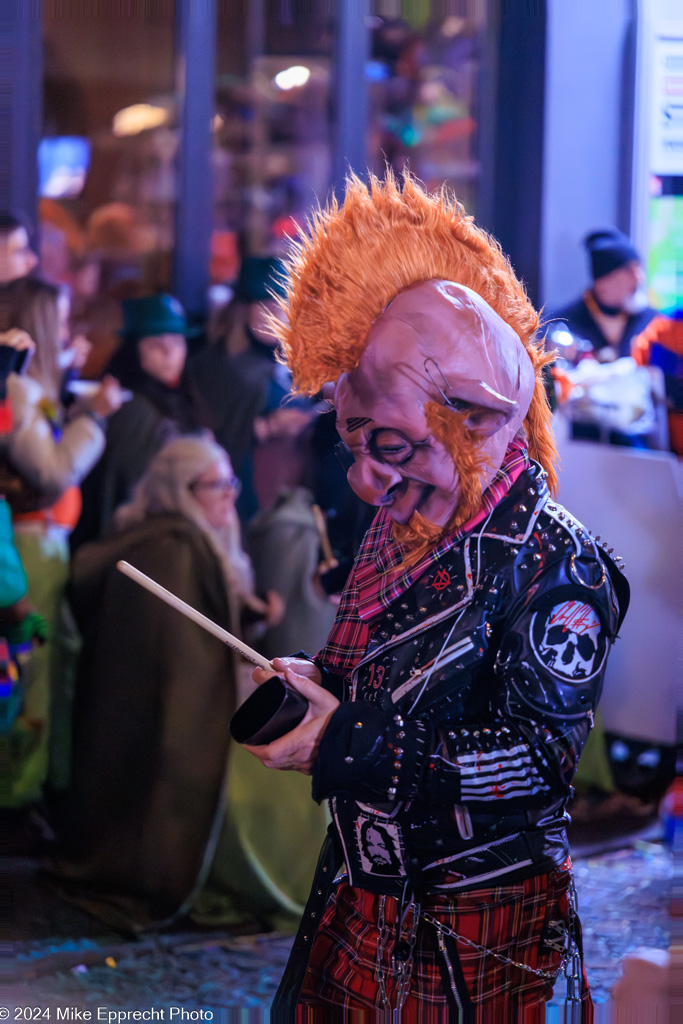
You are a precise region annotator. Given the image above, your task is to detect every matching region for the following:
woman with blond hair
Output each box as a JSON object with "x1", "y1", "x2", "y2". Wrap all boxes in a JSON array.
[{"x1": 53, "y1": 435, "x2": 292, "y2": 930}]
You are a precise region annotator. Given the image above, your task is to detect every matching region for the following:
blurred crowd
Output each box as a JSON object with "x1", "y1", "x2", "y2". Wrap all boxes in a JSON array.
[
  {"x1": 546, "y1": 228, "x2": 681, "y2": 456},
  {"x1": 1, "y1": 204, "x2": 678, "y2": 932}
]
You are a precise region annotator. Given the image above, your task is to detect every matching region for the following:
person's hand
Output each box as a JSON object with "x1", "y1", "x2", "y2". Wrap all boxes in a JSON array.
[
  {"x1": 0, "y1": 329, "x2": 35, "y2": 352},
  {"x1": 243, "y1": 590, "x2": 285, "y2": 630},
  {"x1": 263, "y1": 589, "x2": 285, "y2": 629},
  {"x1": 252, "y1": 655, "x2": 322, "y2": 687},
  {"x1": 244, "y1": 663, "x2": 339, "y2": 775},
  {"x1": 88, "y1": 375, "x2": 127, "y2": 418},
  {"x1": 67, "y1": 334, "x2": 92, "y2": 371},
  {"x1": 254, "y1": 407, "x2": 313, "y2": 442}
]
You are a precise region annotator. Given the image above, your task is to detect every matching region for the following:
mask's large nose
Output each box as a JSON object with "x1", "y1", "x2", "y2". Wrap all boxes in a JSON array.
[{"x1": 347, "y1": 456, "x2": 403, "y2": 507}]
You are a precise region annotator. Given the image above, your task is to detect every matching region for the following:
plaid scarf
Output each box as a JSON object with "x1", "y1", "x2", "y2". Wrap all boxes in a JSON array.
[{"x1": 318, "y1": 438, "x2": 530, "y2": 674}]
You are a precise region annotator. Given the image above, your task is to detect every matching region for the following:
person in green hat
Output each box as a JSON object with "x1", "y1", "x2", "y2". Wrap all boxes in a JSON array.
[{"x1": 72, "y1": 293, "x2": 212, "y2": 549}]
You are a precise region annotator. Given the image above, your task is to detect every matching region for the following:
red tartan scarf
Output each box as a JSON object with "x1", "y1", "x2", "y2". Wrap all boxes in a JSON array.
[{"x1": 318, "y1": 437, "x2": 530, "y2": 675}]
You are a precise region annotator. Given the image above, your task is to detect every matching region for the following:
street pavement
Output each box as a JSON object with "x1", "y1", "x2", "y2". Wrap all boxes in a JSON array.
[{"x1": 8, "y1": 836, "x2": 671, "y2": 1019}]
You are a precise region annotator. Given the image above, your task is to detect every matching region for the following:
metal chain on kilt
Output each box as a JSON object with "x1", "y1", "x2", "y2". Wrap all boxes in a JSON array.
[
  {"x1": 563, "y1": 875, "x2": 584, "y2": 1004},
  {"x1": 421, "y1": 911, "x2": 569, "y2": 981},
  {"x1": 375, "y1": 895, "x2": 421, "y2": 1012},
  {"x1": 376, "y1": 895, "x2": 391, "y2": 1010},
  {"x1": 375, "y1": 885, "x2": 584, "y2": 1007}
]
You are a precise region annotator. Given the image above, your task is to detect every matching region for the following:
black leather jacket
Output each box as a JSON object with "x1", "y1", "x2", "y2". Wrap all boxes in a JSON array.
[{"x1": 311, "y1": 464, "x2": 629, "y2": 897}]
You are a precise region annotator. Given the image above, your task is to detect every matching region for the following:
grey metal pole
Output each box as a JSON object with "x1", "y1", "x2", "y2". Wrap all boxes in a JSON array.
[
  {"x1": 173, "y1": 0, "x2": 216, "y2": 320},
  {"x1": 333, "y1": 0, "x2": 370, "y2": 198}
]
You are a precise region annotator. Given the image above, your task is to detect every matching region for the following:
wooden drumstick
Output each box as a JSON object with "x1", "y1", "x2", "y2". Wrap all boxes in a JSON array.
[{"x1": 117, "y1": 560, "x2": 274, "y2": 672}]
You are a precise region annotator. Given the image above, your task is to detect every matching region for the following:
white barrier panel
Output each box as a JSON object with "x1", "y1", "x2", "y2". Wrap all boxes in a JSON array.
[{"x1": 556, "y1": 437, "x2": 680, "y2": 745}]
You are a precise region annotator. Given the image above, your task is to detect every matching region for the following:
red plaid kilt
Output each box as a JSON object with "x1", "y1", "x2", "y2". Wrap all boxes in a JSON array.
[{"x1": 297, "y1": 861, "x2": 593, "y2": 1022}]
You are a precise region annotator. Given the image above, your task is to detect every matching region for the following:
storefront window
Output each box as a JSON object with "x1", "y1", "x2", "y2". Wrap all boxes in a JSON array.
[
  {"x1": 41, "y1": 3, "x2": 177, "y2": 373},
  {"x1": 212, "y1": 4, "x2": 334, "y2": 281},
  {"x1": 368, "y1": 5, "x2": 487, "y2": 216},
  {"x1": 38, "y1": 1, "x2": 491, "y2": 370}
]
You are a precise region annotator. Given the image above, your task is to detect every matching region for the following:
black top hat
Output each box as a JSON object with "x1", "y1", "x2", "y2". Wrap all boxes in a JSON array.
[
  {"x1": 119, "y1": 294, "x2": 200, "y2": 342},
  {"x1": 584, "y1": 230, "x2": 640, "y2": 281}
]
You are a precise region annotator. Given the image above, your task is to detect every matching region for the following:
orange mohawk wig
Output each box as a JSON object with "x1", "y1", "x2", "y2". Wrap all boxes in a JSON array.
[{"x1": 274, "y1": 171, "x2": 557, "y2": 493}]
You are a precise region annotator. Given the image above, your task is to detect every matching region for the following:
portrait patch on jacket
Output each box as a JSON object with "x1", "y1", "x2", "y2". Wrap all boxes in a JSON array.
[
  {"x1": 530, "y1": 599, "x2": 607, "y2": 681},
  {"x1": 354, "y1": 813, "x2": 406, "y2": 878}
]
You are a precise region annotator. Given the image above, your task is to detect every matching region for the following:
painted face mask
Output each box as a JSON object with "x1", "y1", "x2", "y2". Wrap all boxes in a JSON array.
[
  {"x1": 334, "y1": 281, "x2": 535, "y2": 541},
  {"x1": 266, "y1": 171, "x2": 558, "y2": 552}
]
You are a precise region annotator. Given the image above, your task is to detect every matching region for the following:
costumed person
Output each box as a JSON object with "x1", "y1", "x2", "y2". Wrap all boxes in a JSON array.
[
  {"x1": 243, "y1": 172, "x2": 629, "y2": 1019},
  {"x1": 549, "y1": 229, "x2": 657, "y2": 363},
  {"x1": 247, "y1": 486, "x2": 337, "y2": 661},
  {"x1": 52, "y1": 435, "x2": 328, "y2": 933},
  {"x1": 192, "y1": 255, "x2": 315, "y2": 521},
  {"x1": 0, "y1": 312, "x2": 123, "y2": 810},
  {"x1": 71, "y1": 293, "x2": 211, "y2": 549},
  {"x1": 631, "y1": 310, "x2": 683, "y2": 456},
  {"x1": 0, "y1": 336, "x2": 50, "y2": 804}
]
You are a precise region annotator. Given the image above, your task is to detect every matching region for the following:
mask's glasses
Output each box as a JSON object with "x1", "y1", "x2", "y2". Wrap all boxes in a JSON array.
[{"x1": 334, "y1": 429, "x2": 431, "y2": 472}]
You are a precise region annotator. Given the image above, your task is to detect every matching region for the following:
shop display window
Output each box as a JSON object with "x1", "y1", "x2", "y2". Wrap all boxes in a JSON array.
[
  {"x1": 368, "y1": 6, "x2": 487, "y2": 216},
  {"x1": 41, "y1": 3, "x2": 177, "y2": 373}
]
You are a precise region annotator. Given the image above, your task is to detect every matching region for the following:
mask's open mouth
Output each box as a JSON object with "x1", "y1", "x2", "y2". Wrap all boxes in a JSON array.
[{"x1": 381, "y1": 480, "x2": 435, "y2": 525}]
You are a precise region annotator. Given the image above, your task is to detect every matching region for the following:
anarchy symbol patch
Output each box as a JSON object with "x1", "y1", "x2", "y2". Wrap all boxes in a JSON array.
[
  {"x1": 431, "y1": 568, "x2": 451, "y2": 592},
  {"x1": 530, "y1": 599, "x2": 608, "y2": 681}
]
